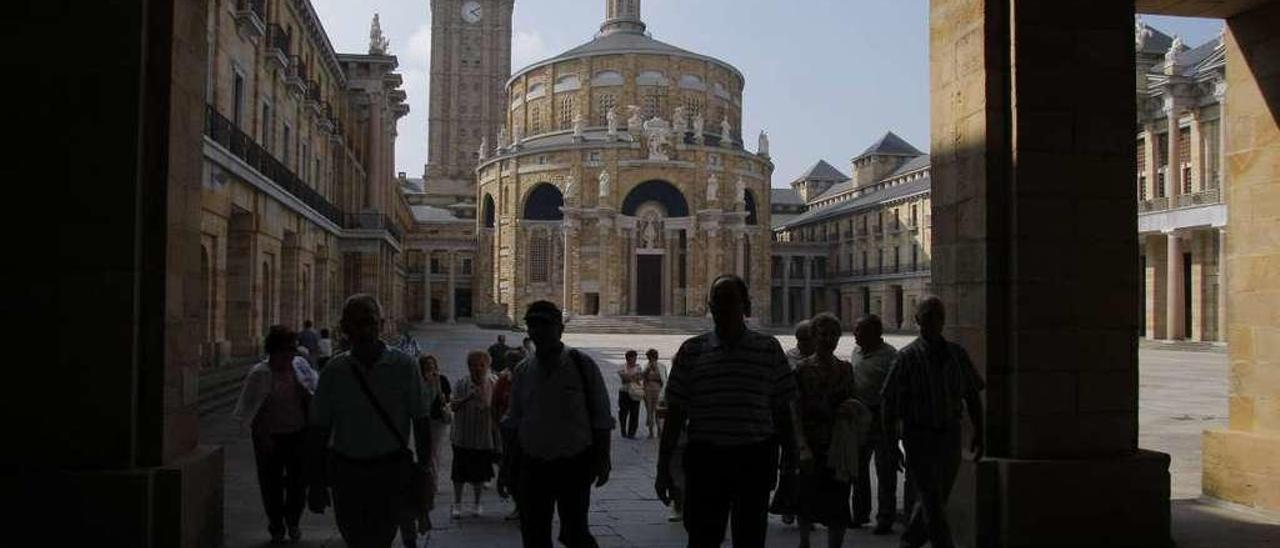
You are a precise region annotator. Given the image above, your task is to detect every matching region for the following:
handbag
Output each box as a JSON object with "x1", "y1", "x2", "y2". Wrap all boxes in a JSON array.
[
  {"x1": 350, "y1": 361, "x2": 426, "y2": 512},
  {"x1": 626, "y1": 379, "x2": 646, "y2": 401}
]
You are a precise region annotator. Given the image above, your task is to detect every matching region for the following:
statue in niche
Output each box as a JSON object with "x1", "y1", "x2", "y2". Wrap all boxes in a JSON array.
[
  {"x1": 598, "y1": 170, "x2": 611, "y2": 201},
  {"x1": 693, "y1": 113, "x2": 705, "y2": 141},
  {"x1": 497, "y1": 127, "x2": 510, "y2": 149},
  {"x1": 478, "y1": 137, "x2": 488, "y2": 160},
  {"x1": 706, "y1": 173, "x2": 719, "y2": 205},
  {"x1": 736, "y1": 177, "x2": 747, "y2": 209},
  {"x1": 644, "y1": 117, "x2": 671, "y2": 161},
  {"x1": 758, "y1": 131, "x2": 770, "y2": 157},
  {"x1": 573, "y1": 112, "x2": 586, "y2": 139},
  {"x1": 640, "y1": 213, "x2": 661, "y2": 249},
  {"x1": 721, "y1": 118, "x2": 733, "y2": 146},
  {"x1": 606, "y1": 107, "x2": 619, "y2": 137}
]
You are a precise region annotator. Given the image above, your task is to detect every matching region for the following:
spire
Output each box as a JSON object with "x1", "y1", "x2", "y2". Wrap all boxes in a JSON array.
[
  {"x1": 369, "y1": 13, "x2": 390, "y2": 55},
  {"x1": 601, "y1": 0, "x2": 646, "y2": 36}
]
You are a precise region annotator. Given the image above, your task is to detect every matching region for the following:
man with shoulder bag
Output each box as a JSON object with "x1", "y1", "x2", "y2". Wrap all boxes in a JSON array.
[
  {"x1": 503, "y1": 301, "x2": 615, "y2": 548},
  {"x1": 307, "y1": 295, "x2": 435, "y2": 548}
]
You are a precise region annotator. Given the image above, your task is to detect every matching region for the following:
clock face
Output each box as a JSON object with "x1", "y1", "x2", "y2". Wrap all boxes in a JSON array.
[{"x1": 461, "y1": 1, "x2": 483, "y2": 23}]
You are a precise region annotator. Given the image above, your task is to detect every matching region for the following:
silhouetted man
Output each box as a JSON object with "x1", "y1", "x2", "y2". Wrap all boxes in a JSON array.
[
  {"x1": 299, "y1": 320, "x2": 321, "y2": 366},
  {"x1": 307, "y1": 295, "x2": 434, "y2": 548},
  {"x1": 882, "y1": 297, "x2": 984, "y2": 548},
  {"x1": 786, "y1": 319, "x2": 814, "y2": 369},
  {"x1": 505, "y1": 301, "x2": 614, "y2": 548},
  {"x1": 488, "y1": 334, "x2": 511, "y2": 373},
  {"x1": 850, "y1": 314, "x2": 900, "y2": 534},
  {"x1": 657, "y1": 275, "x2": 800, "y2": 548}
]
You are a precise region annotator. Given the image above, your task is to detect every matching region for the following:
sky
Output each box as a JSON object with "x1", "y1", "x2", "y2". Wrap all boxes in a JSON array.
[{"x1": 311, "y1": 0, "x2": 1222, "y2": 188}]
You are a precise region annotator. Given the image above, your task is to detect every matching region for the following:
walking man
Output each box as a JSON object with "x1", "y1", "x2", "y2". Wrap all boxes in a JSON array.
[
  {"x1": 882, "y1": 297, "x2": 985, "y2": 548},
  {"x1": 504, "y1": 301, "x2": 614, "y2": 548},
  {"x1": 307, "y1": 295, "x2": 435, "y2": 548},
  {"x1": 656, "y1": 275, "x2": 800, "y2": 548},
  {"x1": 488, "y1": 334, "x2": 511, "y2": 373},
  {"x1": 850, "y1": 314, "x2": 900, "y2": 534}
]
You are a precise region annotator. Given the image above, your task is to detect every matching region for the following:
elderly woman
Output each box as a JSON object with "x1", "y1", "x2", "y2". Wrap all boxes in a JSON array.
[
  {"x1": 233, "y1": 325, "x2": 319, "y2": 545},
  {"x1": 450, "y1": 350, "x2": 500, "y2": 519},
  {"x1": 794, "y1": 313, "x2": 860, "y2": 548},
  {"x1": 641, "y1": 349, "x2": 667, "y2": 439}
]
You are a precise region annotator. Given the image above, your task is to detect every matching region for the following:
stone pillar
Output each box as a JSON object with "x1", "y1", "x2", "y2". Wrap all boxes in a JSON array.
[
  {"x1": 562, "y1": 223, "x2": 575, "y2": 316},
  {"x1": 446, "y1": 250, "x2": 456, "y2": 324},
  {"x1": 802, "y1": 256, "x2": 813, "y2": 320},
  {"x1": 1145, "y1": 234, "x2": 1169, "y2": 340},
  {"x1": 423, "y1": 249, "x2": 433, "y2": 323},
  {"x1": 929, "y1": 1, "x2": 1169, "y2": 545},
  {"x1": 1143, "y1": 122, "x2": 1158, "y2": 199},
  {"x1": 1204, "y1": 5, "x2": 1280, "y2": 512},
  {"x1": 1189, "y1": 112, "x2": 1203, "y2": 194},
  {"x1": 1166, "y1": 106, "x2": 1183, "y2": 199},
  {"x1": 1167, "y1": 231, "x2": 1185, "y2": 340},
  {"x1": 781, "y1": 254, "x2": 791, "y2": 325},
  {"x1": 1217, "y1": 229, "x2": 1226, "y2": 343}
]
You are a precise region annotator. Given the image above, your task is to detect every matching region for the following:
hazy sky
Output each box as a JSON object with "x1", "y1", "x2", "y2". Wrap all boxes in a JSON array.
[{"x1": 311, "y1": 0, "x2": 1222, "y2": 188}]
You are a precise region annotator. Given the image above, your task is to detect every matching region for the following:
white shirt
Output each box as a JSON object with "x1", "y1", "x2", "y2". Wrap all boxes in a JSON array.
[{"x1": 232, "y1": 356, "x2": 319, "y2": 433}]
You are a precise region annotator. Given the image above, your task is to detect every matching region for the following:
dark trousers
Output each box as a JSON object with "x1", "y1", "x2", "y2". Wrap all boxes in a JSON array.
[
  {"x1": 683, "y1": 440, "x2": 777, "y2": 548},
  {"x1": 852, "y1": 407, "x2": 898, "y2": 525},
  {"x1": 901, "y1": 426, "x2": 961, "y2": 548},
  {"x1": 518, "y1": 450, "x2": 598, "y2": 548},
  {"x1": 618, "y1": 391, "x2": 640, "y2": 437},
  {"x1": 332, "y1": 451, "x2": 414, "y2": 548},
  {"x1": 251, "y1": 430, "x2": 307, "y2": 529}
]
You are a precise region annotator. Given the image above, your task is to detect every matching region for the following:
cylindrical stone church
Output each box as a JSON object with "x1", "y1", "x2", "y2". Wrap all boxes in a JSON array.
[{"x1": 475, "y1": 0, "x2": 775, "y2": 324}]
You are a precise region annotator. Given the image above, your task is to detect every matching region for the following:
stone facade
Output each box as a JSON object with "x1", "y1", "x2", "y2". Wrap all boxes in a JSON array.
[
  {"x1": 474, "y1": 0, "x2": 774, "y2": 325},
  {"x1": 202, "y1": 0, "x2": 410, "y2": 364}
]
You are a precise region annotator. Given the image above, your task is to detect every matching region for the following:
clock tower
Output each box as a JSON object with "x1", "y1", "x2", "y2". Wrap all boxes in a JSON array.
[{"x1": 425, "y1": 0, "x2": 514, "y2": 182}]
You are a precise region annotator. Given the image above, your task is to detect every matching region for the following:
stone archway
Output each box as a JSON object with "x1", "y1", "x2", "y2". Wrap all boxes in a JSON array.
[{"x1": 621, "y1": 180, "x2": 691, "y2": 316}]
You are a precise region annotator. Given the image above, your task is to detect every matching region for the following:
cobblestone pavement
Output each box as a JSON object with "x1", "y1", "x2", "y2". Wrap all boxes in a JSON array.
[{"x1": 206, "y1": 324, "x2": 1278, "y2": 547}]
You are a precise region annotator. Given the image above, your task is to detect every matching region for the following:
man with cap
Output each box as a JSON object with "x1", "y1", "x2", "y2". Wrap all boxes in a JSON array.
[{"x1": 504, "y1": 301, "x2": 615, "y2": 548}]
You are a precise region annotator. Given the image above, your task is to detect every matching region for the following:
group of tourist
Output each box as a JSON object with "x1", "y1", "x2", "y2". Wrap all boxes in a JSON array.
[{"x1": 232, "y1": 273, "x2": 985, "y2": 548}]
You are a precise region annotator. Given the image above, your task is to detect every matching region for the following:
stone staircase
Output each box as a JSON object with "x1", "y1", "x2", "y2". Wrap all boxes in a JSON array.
[{"x1": 564, "y1": 315, "x2": 715, "y2": 334}]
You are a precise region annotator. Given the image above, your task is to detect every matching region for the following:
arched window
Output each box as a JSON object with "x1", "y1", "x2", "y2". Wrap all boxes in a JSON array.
[
  {"x1": 554, "y1": 75, "x2": 581, "y2": 93},
  {"x1": 622, "y1": 180, "x2": 689, "y2": 217},
  {"x1": 592, "y1": 71, "x2": 624, "y2": 87},
  {"x1": 482, "y1": 194, "x2": 496, "y2": 228},
  {"x1": 744, "y1": 189, "x2": 759, "y2": 225},
  {"x1": 527, "y1": 83, "x2": 547, "y2": 100},
  {"x1": 523, "y1": 183, "x2": 565, "y2": 220},
  {"x1": 678, "y1": 74, "x2": 706, "y2": 91},
  {"x1": 636, "y1": 71, "x2": 669, "y2": 86}
]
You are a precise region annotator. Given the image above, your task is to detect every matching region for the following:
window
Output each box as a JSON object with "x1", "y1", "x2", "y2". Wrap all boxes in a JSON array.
[
  {"x1": 301, "y1": 143, "x2": 309, "y2": 179},
  {"x1": 912, "y1": 244, "x2": 919, "y2": 271},
  {"x1": 529, "y1": 235, "x2": 551, "y2": 283},
  {"x1": 911, "y1": 205, "x2": 918, "y2": 227},
  {"x1": 260, "y1": 103, "x2": 273, "y2": 149},
  {"x1": 282, "y1": 124, "x2": 292, "y2": 165},
  {"x1": 558, "y1": 95, "x2": 575, "y2": 130},
  {"x1": 878, "y1": 249, "x2": 884, "y2": 273},
  {"x1": 861, "y1": 251, "x2": 868, "y2": 272},
  {"x1": 641, "y1": 85, "x2": 668, "y2": 120},
  {"x1": 894, "y1": 246, "x2": 901, "y2": 272},
  {"x1": 530, "y1": 105, "x2": 543, "y2": 135},
  {"x1": 232, "y1": 69, "x2": 246, "y2": 127},
  {"x1": 594, "y1": 93, "x2": 617, "y2": 125},
  {"x1": 461, "y1": 258, "x2": 473, "y2": 276}
]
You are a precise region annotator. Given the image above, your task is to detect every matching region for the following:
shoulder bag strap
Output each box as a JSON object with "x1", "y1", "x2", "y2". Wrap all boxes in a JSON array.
[{"x1": 350, "y1": 362, "x2": 410, "y2": 451}]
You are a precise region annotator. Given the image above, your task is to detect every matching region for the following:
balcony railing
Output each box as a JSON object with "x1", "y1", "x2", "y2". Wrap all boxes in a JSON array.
[
  {"x1": 234, "y1": 0, "x2": 266, "y2": 38},
  {"x1": 205, "y1": 104, "x2": 342, "y2": 226},
  {"x1": 344, "y1": 213, "x2": 404, "y2": 243},
  {"x1": 286, "y1": 57, "x2": 308, "y2": 96},
  {"x1": 265, "y1": 24, "x2": 290, "y2": 72},
  {"x1": 1139, "y1": 189, "x2": 1221, "y2": 213}
]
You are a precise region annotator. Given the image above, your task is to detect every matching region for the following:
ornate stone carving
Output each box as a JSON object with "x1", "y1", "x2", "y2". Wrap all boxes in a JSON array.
[
  {"x1": 643, "y1": 117, "x2": 671, "y2": 161},
  {"x1": 721, "y1": 118, "x2": 733, "y2": 147},
  {"x1": 706, "y1": 173, "x2": 719, "y2": 204},
  {"x1": 758, "y1": 131, "x2": 770, "y2": 157},
  {"x1": 627, "y1": 106, "x2": 644, "y2": 134},
  {"x1": 573, "y1": 112, "x2": 586, "y2": 139},
  {"x1": 693, "y1": 113, "x2": 705, "y2": 144},
  {"x1": 1166, "y1": 35, "x2": 1184, "y2": 66},
  {"x1": 369, "y1": 14, "x2": 391, "y2": 55},
  {"x1": 673, "y1": 106, "x2": 688, "y2": 136},
  {"x1": 639, "y1": 212, "x2": 662, "y2": 249},
  {"x1": 478, "y1": 137, "x2": 488, "y2": 161},
  {"x1": 563, "y1": 173, "x2": 579, "y2": 202},
  {"x1": 606, "y1": 107, "x2": 619, "y2": 138},
  {"x1": 598, "y1": 170, "x2": 612, "y2": 201},
  {"x1": 497, "y1": 127, "x2": 509, "y2": 149}
]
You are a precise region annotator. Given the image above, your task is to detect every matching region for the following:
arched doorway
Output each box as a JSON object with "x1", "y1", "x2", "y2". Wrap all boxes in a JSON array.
[{"x1": 622, "y1": 180, "x2": 690, "y2": 316}]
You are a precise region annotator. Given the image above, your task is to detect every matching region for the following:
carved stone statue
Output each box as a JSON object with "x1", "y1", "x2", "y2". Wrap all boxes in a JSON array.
[
  {"x1": 512, "y1": 125, "x2": 524, "y2": 145},
  {"x1": 369, "y1": 14, "x2": 391, "y2": 55},
  {"x1": 693, "y1": 113, "x2": 705, "y2": 142},
  {"x1": 640, "y1": 213, "x2": 660, "y2": 249},
  {"x1": 1166, "y1": 35, "x2": 1184, "y2": 65},
  {"x1": 497, "y1": 127, "x2": 509, "y2": 150},
  {"x1": 643, "y1": 117, "x2": 671, "y2": 161},
  {"x1": 721, "y1": 118, "x2": 733, "y2": 147},
  {"x1": 627, "y1": 106, "x2": 644, "y2": 134},
  {"x1": 706, "y1": 173, "x2": 719, "y2": 204},
  {"x1": 673, "y1": 106, "x2": 688, "y2": 136},
  {"x1": 563, "y1": 173, "x2": 579, "y2": 202},
  {"x1": 606, "y1": 107, "x2": 619, "y2": 138},
  {"x1": 572, "y1": 112, "x2": 586, "y2": 139},
  {"x1": 598, "y1": 170, "x2": 611, "y2": 200},
  {"x1": 478, "y1": 137, "x2": 488, "y2": 161},
  {"x1": 758, "y1": 131, "x2": 770, "y2": 157}
]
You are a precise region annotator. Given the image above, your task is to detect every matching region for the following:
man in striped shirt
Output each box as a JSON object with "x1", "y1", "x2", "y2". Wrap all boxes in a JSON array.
[
  {"x1": 656, "y1": 275, "x2": 800, "y2": 548},
  {"x1": 882, "y1": 297, "x2": 985, "y2": 548}
]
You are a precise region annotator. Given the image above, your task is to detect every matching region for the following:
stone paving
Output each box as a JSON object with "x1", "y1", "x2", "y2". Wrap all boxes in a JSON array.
[{"x1": 206, "y1": 324, "x2": 1279, "y2": 547}]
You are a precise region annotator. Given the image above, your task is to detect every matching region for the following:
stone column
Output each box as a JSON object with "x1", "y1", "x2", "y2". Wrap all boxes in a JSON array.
[
  {"x1": 446, "y1": 250, "x2": 457, "y2": 324},
  {"x1": 1204, "y1": 6, "x2": 1280, "y2": 512},
  {"x1": 1167, "y1": 231, "x2": 1185, "y2": 340},
  {"x1": 1145, "y1": 235, "x2": 1169, "y2": 340},
  {"x1": 781, "y1": 254, "x2": 791, "y2": 325},
  {"x1": 1189, "y1": 112, "x2": 1203, "y2": 194},
  {"x1": 802, "y1": 256, "x2": 813, "y2": 320},
  {"x1": 1217, "y1": 228, "x2": 1226, "y2": 342},
  {"x1": 423, "y1": 249, "x2": 433, "y2": 323},
  {"x1": 929, "y1": 1, "x2": 1169, "y2": 545},
  {"x1": 1166, "y1": 105, "x2": 1183, "y2": 200},
  {"x1": 1143, "y1": 122, "x2": 1158, "y2": 199},
  {"x1": 562, "y1": 222, "x2": 575, "y2": 316}
]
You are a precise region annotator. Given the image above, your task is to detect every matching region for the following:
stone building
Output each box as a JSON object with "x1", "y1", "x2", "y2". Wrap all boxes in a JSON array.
[
  {"x1": 473, "y1": 0, "x2": 775, "y2": 324},
  {"x1": 771, "y1": 24, "x2": 1228, "y2": 342},
  {"x1": 772, "y1": 133, "x2": 932, "y2": 329},
  {"x1": 201, "y1": 0, "x2": 410, "y2": 365}
]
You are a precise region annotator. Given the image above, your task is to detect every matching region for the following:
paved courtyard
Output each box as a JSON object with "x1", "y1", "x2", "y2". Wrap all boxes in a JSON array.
[{"x1": 206, "y1": 324, "x2": 1279, "y2": 547}]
